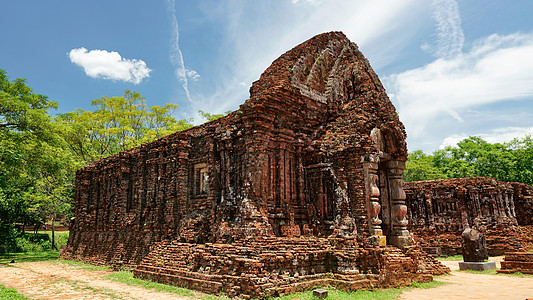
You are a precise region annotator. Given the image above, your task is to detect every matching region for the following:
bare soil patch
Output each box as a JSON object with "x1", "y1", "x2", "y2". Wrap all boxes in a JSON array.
[
  {"x1": 0, "y1": 261, "x2": 192, "y2": 299},
  {"x1": 400, "y1": 256, "x2": 533, "y2": 300}
]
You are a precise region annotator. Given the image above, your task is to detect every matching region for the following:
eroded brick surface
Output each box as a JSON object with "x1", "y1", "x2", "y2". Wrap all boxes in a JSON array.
[
  {"x1": 61, "y1": 32, "x2": 446, "y2": 297},
  {"x1": 405, "y1": 177, "x2": 533, "y2": 256}
]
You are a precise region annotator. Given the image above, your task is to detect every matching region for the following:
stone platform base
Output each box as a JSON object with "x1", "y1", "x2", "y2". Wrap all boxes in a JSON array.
[
  {"x1": 132, "y1": 237, "x2": 449, "y2": 298},
  {"x1": 458, "y1": 261, "x2": 496, "y2": 271}
]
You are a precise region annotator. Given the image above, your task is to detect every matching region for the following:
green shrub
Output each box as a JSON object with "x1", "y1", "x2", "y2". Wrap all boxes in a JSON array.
[
  {"x1": 0, "y1": 223, "x2": 19, "y2": 254},
  {"x1": 0, "y1": 230, "x2": 67, "y2": 254}
]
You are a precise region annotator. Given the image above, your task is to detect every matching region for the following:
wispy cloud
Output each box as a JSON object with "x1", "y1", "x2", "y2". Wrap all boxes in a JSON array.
[
  {"x1": 426, "y1": 0, "x2": 464, "y2": 58},
  {"x1": 68, "y1": 48, "x2": 151, "y2": 84},
  {"x1": 167, "y1": 0, "x2": 199, "y2": 102},
  {"x1": 387, "y1": 32, "x2": 533, "y2": 141},
  {"x1": 186, "y1": 68, "x2": 200, "y2": 82},
  {"x1": 291, "y1": 0, "x2": 324, "y2": 5},
  {"x1": 192, "y1": 0, "x2": 420, "y2": 115}
]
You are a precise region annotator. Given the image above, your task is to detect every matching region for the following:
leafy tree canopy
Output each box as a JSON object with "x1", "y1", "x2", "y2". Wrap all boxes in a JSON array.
[
  {"x1": 1, "y1": 69, "x2": 194, "y2": 250},
  {"x1": 1, "y1": 69, "x2": 76, "y2": 238},
  {"x1": 56, "y1": 90, "x2": 193, "y2": 164},
  {"x1": 405, "y1": 136, "x2": 533, "y2": 185}
]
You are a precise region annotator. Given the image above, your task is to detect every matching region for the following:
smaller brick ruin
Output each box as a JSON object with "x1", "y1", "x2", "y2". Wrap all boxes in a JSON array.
[
  {"x1": 61, "y1": 32, "x2": 449, "y2": 298},
  {"x1": 499, "y1": 252, "x2": 533, "y2": 274},
  {"x1": 405, "y1": 177, "x2": 533, "y2": 256}
]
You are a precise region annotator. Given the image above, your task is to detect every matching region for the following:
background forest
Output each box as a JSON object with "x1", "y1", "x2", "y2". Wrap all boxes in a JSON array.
[{"x1": 1, "y1": 69, "x2": 533, "y2": 252}]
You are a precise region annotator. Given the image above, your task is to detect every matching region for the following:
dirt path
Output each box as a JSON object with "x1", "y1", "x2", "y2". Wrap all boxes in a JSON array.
[
  {"x1": 2, "y1": 258, "x2": 533, "y2": 299},
  {"x1": 0, "y1": 261, "x2": 193, "y2": 300},
  {"x1": 400, "y1": 257, "x2": 533, "y2": 300}
]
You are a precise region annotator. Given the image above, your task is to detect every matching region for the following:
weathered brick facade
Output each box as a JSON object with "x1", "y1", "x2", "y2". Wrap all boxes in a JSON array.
[
  {"x1": 60, "y1": 32, "x2": 448, "y2": 297},
  {"x1": 405, "y1": 177, "x2": 533, "y2": 256}
]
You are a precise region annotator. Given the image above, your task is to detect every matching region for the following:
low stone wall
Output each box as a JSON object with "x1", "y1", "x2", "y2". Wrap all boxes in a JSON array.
[{"x1": 133, "y1": 237, "x2": 448, "y2": 298}]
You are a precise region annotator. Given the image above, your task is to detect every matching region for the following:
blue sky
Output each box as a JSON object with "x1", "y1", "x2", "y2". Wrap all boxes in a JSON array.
[{"x1": 1, "y1": 0, "x2": 533, "y2": 153}]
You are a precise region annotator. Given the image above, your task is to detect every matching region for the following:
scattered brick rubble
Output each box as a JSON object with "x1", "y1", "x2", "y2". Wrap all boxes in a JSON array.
[
  {"x1": 405, "y1": 177, "x2": 533, "y2": 256},
  {"x1": 60, "y1": 32, "x2": 448, "y2": 298}
]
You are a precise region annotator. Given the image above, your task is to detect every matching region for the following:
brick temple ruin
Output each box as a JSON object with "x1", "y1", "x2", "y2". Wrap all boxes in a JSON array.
[
  {"x1": 405, "y1": 177, "x2": 533, "y2": 257},
  {"x1": 60, "y1": 32, "x2": 449, "y2": 298}
]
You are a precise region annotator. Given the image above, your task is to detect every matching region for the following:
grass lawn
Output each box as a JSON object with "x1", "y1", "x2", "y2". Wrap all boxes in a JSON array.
[
  {"x1": 0, "y1": 231, "x2": 67, "y2": 265},
  {"x1": 104, "y1": 269, "x2": 445, "y2": 300},
  {"x1": 0, "y1": 284, "x2": 30, "y2": 300},
  {"x1": 38, "y1": 230, "x2": 70, "y2": 248},
  {"x1": 0, "y1": 250, "x2": 59, "y2": 265},
  {"x1": 274, "y1": 281, "x2": 446, "y2": 300},
  {"x1": 436, "y1": 255, "x2": 462, "y2": 261},
  {"x1": 104, "y1": 271, "x2": 203, "y2": 298}
]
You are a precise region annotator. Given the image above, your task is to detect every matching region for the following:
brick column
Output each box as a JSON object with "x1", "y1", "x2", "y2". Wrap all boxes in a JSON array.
[
  {"x1": 386, "y1": 160, "x2": 411, "y2": 247},
  {"x1": 363, "y1": 157, "x2": 386, "y2": 246}
]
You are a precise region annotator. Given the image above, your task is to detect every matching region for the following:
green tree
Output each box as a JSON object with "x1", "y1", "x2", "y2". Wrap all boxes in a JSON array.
[
  {"x1": 57, "y1": 90, "x2": 193, "y2": 164},
  {"x1": 507, "y1": 135, "x2": 533, "y2": 185},
  {"x1": 405, "y1": 136, "x2": 533, "y2": 185},
  {"x1": 0, "y1": 69, "x2": 76, "y2": 251},
  {"x1": 440, "y1": 137, "x2": 514, "y2": 181},
  {"x1": 29, "y1": 171, "x2": 73, "y2": 250},
  {"x1": 404, "y1": 150, "x2": 447, "y2": 182}
]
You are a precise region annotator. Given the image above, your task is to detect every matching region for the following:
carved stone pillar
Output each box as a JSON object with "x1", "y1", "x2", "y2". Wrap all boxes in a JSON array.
[
  {"x1": 363, "y1": 156, "x2": 386, "y2": 246},
  {"x1": 386, "y1": 160, "x2": 411, "y2": 247}
]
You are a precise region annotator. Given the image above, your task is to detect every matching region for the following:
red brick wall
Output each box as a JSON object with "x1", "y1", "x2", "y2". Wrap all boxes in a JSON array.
[{"x1": 405, "y1": 177, "x2": 533, "y2": 255}]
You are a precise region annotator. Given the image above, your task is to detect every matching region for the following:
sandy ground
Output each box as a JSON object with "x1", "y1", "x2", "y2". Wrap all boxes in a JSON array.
[
  {"x1": 1, "y1": 258, "x2": 533, "y2": 299},
  {"x1": 400, "y1": 256, "x2": 533, "y2": 300},
  {"x1": 0, "y1": 261, "x2": 192, "y2": 300}
]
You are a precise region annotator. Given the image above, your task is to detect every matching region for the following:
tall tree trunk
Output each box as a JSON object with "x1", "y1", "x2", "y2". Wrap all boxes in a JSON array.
[{"x1": 51, "y1": 214, "x2": 57, "y2": 250}]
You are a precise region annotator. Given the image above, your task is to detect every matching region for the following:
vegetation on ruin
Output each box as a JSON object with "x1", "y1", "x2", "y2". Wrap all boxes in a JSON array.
[
  {"x1": 405, "y1": 136, "x2": 533, "y2": 185},
  {"x1": 198, "y1": 109, "x2": 232, "y2": 122},
  {"x1": 0, "y1": 250, "x2": 58, "y2": 265}
]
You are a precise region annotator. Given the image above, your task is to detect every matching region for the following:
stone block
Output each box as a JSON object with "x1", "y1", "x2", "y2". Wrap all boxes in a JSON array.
[
  {"x1": 458, "y1": 261, "x2": 496, "y2": 271},
  {"x1": 313, "y1": 289, "x2": 328, "y2": 299}
]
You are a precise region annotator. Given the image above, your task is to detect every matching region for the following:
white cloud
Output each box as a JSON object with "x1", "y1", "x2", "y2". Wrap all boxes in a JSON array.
[
  {"x1": 387, "y1": 32, "x2": 533, "y2": 140},
  {"x1": 440, "y1": 127, "x2": 533, "y2": 149},
  {"x1": 68, "y1": 48, "x2": 151, "y2": 84}
]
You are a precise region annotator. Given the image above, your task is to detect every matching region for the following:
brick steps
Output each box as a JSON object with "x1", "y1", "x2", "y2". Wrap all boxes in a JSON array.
[
  {"x1": 498, "y1": 252, "x2": 533, "y2": 274},
  {"x1": 131, "y1": 238, "x2": 446, "y2": 298}
]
